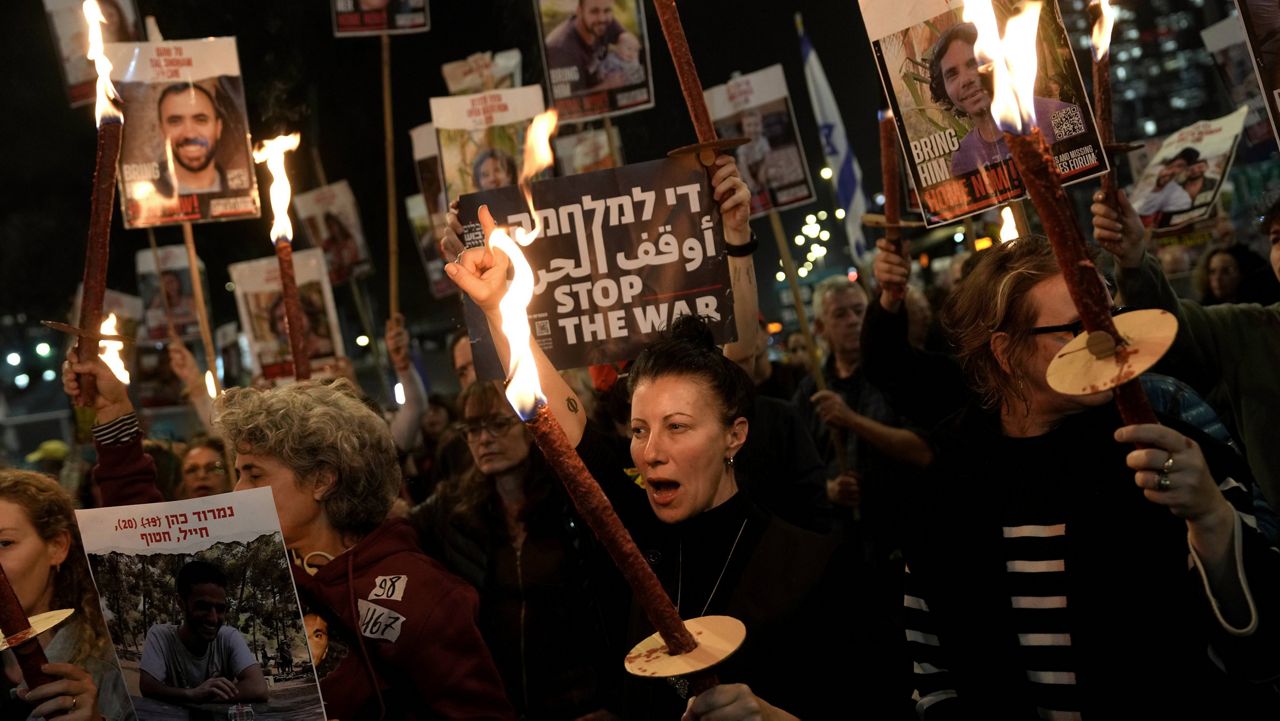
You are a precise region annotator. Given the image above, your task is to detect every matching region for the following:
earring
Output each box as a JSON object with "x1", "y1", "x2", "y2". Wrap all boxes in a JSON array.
[{"x1": 724, "y1": 456, "x2": 735, "y2": 469}]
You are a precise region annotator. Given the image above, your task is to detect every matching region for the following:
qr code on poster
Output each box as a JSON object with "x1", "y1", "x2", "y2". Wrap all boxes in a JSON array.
[
  {"x1": 535, "y1": 319, "x2": 551, "y2": 336},
  {"x1": 1050, "y1": 105, "x2": 1086, "y2": 141}
]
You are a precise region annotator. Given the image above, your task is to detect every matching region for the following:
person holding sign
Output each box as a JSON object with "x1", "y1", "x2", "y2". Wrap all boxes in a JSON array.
[
  {"x1": 62, "y1": 353, "x2": 516, "y2": 720},
  {"x1": 0, "y1": 470, "x2": 134, "y2": 721}
]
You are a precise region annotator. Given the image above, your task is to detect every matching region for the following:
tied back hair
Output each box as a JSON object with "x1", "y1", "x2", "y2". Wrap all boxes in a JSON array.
[{"x1": 626, "y1": 314, "x2": 754, "y2": 426}]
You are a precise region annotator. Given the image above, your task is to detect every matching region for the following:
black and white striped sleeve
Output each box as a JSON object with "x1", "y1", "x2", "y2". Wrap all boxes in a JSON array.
[
  {"x1": 92, "y1": 412, "x2": 140, "y2": 445},
  {"x1": 905, "y1": 563, "x2": 960, "y2": 718}
]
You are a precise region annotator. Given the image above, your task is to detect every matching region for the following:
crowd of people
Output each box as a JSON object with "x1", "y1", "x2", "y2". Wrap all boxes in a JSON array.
[{"x1": 4, "y1": 152, "x2": 1280, "y2": 720}]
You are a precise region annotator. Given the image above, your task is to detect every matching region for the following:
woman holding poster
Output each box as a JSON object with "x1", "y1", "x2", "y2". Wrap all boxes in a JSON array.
[{"x1": 0, "y1": 470, "x2": 134, "y2": 721}]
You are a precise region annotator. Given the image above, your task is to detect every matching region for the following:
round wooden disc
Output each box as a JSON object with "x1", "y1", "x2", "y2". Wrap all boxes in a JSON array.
[
  {"x1": 1046, "y1": 309, "x2": 1177, "y2": 396},
  {"x1": 0, "y1": 608, "x2": 75, "y2": 651},
  {"x1": 623, "y1": 615, "x2": 747, "y2": 678}
]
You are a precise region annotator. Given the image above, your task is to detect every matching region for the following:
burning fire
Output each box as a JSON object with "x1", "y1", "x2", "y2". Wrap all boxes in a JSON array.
[
  {"x1": 964, "y1": 0, "x2": 1042, "y2": 135},
  {"x1": 204, "y1": 370, "x2": 217, "y2": 399},
  {"x1": 82, "y1": 0, "x2": 121, "y2": 126},
  {"x1": 99, "y1": 313, "x2": 129, "y2": 384},
  {"x1": 1090, "y1": 0, "x2": 1118, "y2": 61},
  {"x1": 484, "y1": 110, "x2": 559, "y2": 416},
  {"x1": 253, "y1": 134, "x2": 302, "y2": 243},
  {"x1": 999, "y1": 206, "x2": 1019, "y2": 243}
]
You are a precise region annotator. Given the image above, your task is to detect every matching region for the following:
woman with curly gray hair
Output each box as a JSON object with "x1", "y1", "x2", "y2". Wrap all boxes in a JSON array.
[{"x1": 63, "y1": 356, "x2": 515, "y2": 721}]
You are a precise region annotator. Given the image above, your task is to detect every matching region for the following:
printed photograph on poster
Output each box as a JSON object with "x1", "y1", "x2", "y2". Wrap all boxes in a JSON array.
[
  {"x1": 1126, "y1": 106, "x2": 1248, "y2": 231},
  {"x1": 76, "y1": 488, "x2": 327, "y2": 721},
  {"x1": 705, "y1": 64, "x2": 815, "y2": 219},
  {"x1": 1202, "y1": 15, "x2": 1275, "y2": 148},
  {"x1": 861, "y1": 0, "x2": 1107, "y2": 225},
  {"x1": 293, "y1": 181, "x2": 372, "y2": 287},
  {"x1": 534, "y1": 0, "x2": 655, "y2": 121},
  {"x1": 228, "y1": 248, "x2": 344, "y2": 383},
  {"x1": 331, "y1": 0, "x2": 429, "y2": 36},
  {"x1": 441, "y1": 48, "x2": 523, "y2": 95},
  {"x1": 43, "y1": 0, "x2": 140, "y2": 107},
  {"x1": 216, "y1": 321, "x2": 248, "y2": 388},
  {"x1": 135, "y1": 246, "x2": 205, "y2": 340},
  {"x1": 104, "y1": 37, "x2": 261, "y2": 229},
  {"x1": 1236, "y1": 0, "x2": 1280, "y2": 147},
  {"x1": 553, "y1": 125, "x2": 622, "y2": 175},
  {"x1": 407, "y1": 194, "x2": 456, "y2": 300},
  {"x1": 456, "y1": 154, "x2": 735, "y2": 372},
  {"x1": 429, "y1": 86, "x2": 546, "y2": 206}
]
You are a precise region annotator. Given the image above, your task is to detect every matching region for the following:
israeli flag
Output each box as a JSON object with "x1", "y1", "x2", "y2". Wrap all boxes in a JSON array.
[{"x1": 798, "y1": 14, "x2": 869, "y2": 261}]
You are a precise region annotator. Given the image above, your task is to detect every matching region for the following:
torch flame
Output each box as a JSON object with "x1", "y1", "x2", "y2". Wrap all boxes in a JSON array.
[
  {"x1": 99, "y1": 313, "x2": 130, "y2": 384},
  {"x1": 83, "y1": 1, "x2": 121, "y2": 126},
  {"x1": 1090, "y1": 0, "x2": 1118, "y2": 61},
  {"x1": 999, "y1": 206, "x2": 1019, "y2": 243},
  {"x1": 204, "y1": 370, "x2": 217, "y2": 399},
  {"x1": 253, "y1": 134, "x2": 302, "y2": 244},
  {"x1": 513, "y1": 110, "x2": 559, "y2": 247},
  {"x1": 964, "y1": 0, "x2": 1042, "y2": 135}
]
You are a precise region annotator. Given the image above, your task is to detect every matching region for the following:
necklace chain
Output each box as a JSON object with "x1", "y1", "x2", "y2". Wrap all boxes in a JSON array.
[{"x1": 676, "y1": 518, "x2": 749, "y2": 618}]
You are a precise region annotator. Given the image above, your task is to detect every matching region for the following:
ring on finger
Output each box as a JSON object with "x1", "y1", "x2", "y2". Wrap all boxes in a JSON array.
[
  {"x1": 1156, "y1": 472, "x2": 1172, "y2": 492},
  {"x1": 1162, "y1": 453, "x2": 1175, "y2": 474},
  {"x1": 70, "y1": 695, "x2": 78, "y2": 711}
]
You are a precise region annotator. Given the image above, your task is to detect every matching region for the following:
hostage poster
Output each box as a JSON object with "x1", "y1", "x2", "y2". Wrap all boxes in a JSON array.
[
  {"x1": 1236, "y1": 0, "x2": 1280, "y2": 147},
  {"x1": 331, "y1": 0, "x2": 429, "y2": 36},
  {"x1": 1126, "y1": 106, "x2": 1248, "y2": 231},
  {"x1": 533, "y1": 0, "x2": 656, "y2": 121},
  {"x1": 1203, "y1": 12, "x2": 1276, "y2": 149},
  {"x1": 227, "y1": 248, "x2": 345, "y2": 383},
  {"x1": 76, "y1": 488, "x2": 327, "y2": 720},
  {"x1": 134, "y1": 245, "x2": 206, "y2": 341},
  {"x1": 429, "y1": 85, "x2": 546, "y2": 206},
  {"x1": 861, "y1": 0, "x2": 1107, "y2": 225},
  {"x1": 704, "y1": 64, "x2": 816, "y2": 219},
  {"x1": 441, "y1": 48, "x2": 523, "y2": 95},
  {"x1": 104, "y1": 37, "x2": 261, "y2": 228},
  {"x1": 456, "y1": 154, "x2": 734, "y2": 372},
  {"x1": 293, "y1": 180, "x2": 373, "y2": 287},
  {"x1": 42, "y1": 0, "x2": 140, "y2": 107}
]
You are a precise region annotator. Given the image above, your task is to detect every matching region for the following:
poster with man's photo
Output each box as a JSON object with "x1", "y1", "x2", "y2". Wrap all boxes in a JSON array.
[
  {"x1": 135, "y1": 246, "x2": 206, "y2": 341},
  {"x1": 1236, "y1": 0, "x2": 1280, "y2": 147},
  {"x1": 534, "y1": 0, "x2": 655, "y2": 121},
  {"x1": 861, "y1": 0, "x2": 1107, "y2": 225},
  {"x1": 228, "y1": 248, "x2": 344, "y2": 383},
  {"x1": 406, "y1": 194, "x2": 455, "y2": 300},
  {"x1": 42, "y1": 0, "x2": 140, "y2": 107},
  {"x1": 442, "y1": 48, "x2": 522, "y2": 95},
  {"x1": 76, "y1": 488, "x2": 327, "y2": 721},
  {"x1": 705, "y1": 64, "x2": 815, "y2": 219},
  {"x1": 293, "y1": 181, "x2": 372, "y2": 287},
  {"x1": 331, "y1": 0, "x2": 429, "y2": 36},
  {"x1": 409, "y1": 122, "x2": 448, "y2": 224},
  {"x1": 429, "y1": 85, "x2": 546, "y2": 206},
  {"x1": 1126, "y1": 105, "x2": 1248, "y2": 231},
  {"x1": 104, "y1": 37, "x2": 261, "y2": 228},
  {"x1": 553, "y1": 125, "x2": 623, "y2": 175},
  {"x1": 456, "y1": 154, "x2": 734, "y2": 373},
  {"x1": 1202, "y1": 15, "x2": 1276, "y2": 148}
]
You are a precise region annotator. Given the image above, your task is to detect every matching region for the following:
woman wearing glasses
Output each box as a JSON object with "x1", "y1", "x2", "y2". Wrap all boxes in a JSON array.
[
  {"x1": 177, "y1": 435, "x2": 232, "y2": 499},
  {"x1": 411, "y1": 380, "x2": 636, "y2": 719},
  {"x1": 903, "y1": 235, "x2": 1280, "y2": 719}
]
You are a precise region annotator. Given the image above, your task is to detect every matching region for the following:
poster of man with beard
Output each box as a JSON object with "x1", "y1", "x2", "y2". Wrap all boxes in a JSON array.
[{"x1": 105, "y1": 37, "x2": 260, "y2": 228}]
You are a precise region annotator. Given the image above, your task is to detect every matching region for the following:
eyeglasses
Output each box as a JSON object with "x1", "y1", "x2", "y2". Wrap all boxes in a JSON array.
[
  {"x1": 1029, "y1": 306, "x2": 1134, "y2": 337},
  {"x1": 183, "y1": 461, "x2": 226, "y2": 477},
  {"x1": 457, "y1": 415, "x2": 519, "y2": 440}
]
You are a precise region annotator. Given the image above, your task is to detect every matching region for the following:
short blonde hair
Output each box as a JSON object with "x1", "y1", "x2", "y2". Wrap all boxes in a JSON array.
[{"x1": 213, "y1": 379, "x2": 399, "y2": 537}]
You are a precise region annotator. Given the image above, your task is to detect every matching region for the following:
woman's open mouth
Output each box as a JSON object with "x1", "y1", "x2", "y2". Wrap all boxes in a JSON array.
[{"x1": 647, "y1": 479, "x2": 680, "y2": 506}]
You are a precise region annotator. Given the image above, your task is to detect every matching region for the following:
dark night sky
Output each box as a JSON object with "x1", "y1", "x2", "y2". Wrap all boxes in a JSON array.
[{"x1": 0, "y1": 0, "x2": 885, "y2": 367}]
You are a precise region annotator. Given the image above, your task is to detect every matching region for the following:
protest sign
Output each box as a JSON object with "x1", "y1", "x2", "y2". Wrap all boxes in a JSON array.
[
  {"x1": 533, "y1": 0, "x2": 655, "y2": 121},
  {"x1": 228, "y1": 248, "x2": 344, "y2": 383},
  {"x1": 705, "y1": 64, "x2": 815, "y2": 218},
  {"x1": 77, "y1": 488, "x2": 327, "y2": 720},
  {"x1": 456, "y1": 154, "x2": 734, "y2": 373},
  {"x1": 861, "y1": 0, "x2": 1106, "y2": 225},
  {"x1": 105, "y1": 37, "x2": 260, "y2": 228}
]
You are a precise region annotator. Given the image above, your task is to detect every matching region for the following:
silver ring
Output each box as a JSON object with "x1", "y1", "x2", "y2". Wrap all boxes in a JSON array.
[
  {"x1": 1162, "y1": 454, "x2": 1175, "y2": 474},
  {"x1": 1156, "y1": 473, "x2": 1172, "y2": 492},
  {"x1": 71, "y1": 696, "x2": 78, "y2": 711}
]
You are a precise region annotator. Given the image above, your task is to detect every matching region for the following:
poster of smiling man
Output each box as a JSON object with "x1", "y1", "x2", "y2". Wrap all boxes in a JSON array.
[
  {"x1": 534, "y1": 0, "x2": 655, "y2": 121},
  {"x1": 105, "y1": 37, "x2": 260, "y2": 228},
  {"x1": 860, "y1": 0, "x2": 1106, "y2": 225}
]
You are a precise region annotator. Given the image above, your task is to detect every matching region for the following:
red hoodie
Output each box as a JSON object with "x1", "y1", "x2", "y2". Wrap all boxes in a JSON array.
[{"x1": 92, "y1": 416, "x2": 515, "y2": 720}]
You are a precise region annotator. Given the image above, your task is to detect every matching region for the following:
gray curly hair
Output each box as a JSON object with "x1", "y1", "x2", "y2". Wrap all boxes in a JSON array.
[{"x1": 213, "y1": 378, "x2": 400, "y2": 537}]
